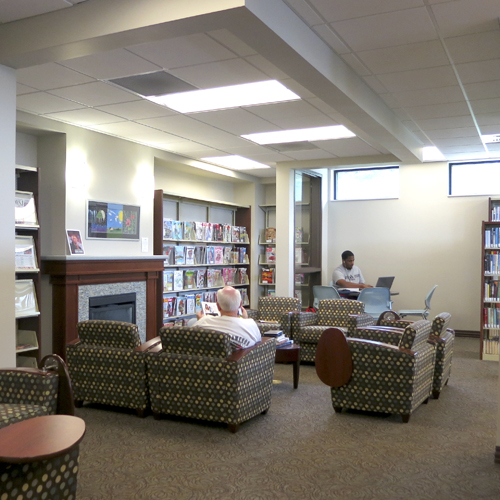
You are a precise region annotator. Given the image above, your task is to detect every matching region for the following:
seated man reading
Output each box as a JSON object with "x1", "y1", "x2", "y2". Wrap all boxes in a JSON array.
[
  {"x1": 332, "y1": 250, "x2": 373, "y2": 290},
  {"x1": 192, "y1": 286, "x2": 262, "y2": 349}
]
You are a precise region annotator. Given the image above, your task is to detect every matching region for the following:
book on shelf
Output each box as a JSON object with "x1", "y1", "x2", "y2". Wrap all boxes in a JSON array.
[
  {"x1": 15, "y1": 235, "x2": 38, "y2": 270},
  {"x1": 194, "y1": 245, "x2": 206, "y2": 265},
  {"x1": 195, "y1": 222, "x2": 205, "y2": 241},
  {"x1": 15, "y1": 279, "x2": 39, "y2": 317},
  {"x1": 174, "y1": 245, "x2": 185, "y2": 265},
  {"x1": 267, "y1": 289, "x2": 276, "y2": 297},
  {"x1": 214, "y1": 246, "x2": 224, "y2": 265},
  {"x1": 223, "y1": 224, "x2": 232, "y2": 243},
  {"x1": 185, "y1": 294, "x2": 196, "y2": 315},
  {"x1": 223, "y1": 246, "x2": 232, "y2": 265},
  {"x1": 295, "y1": 247, "x2": 303, "y2": 264},
  {"x1": 238, "y1": 268, "x2": 249, "y2": 285},
  {"x1": 163, "y1": 270, "x2": 174, "y2": 292},
  {"x1": 204, "y1": 290, "x2": 217, "y2": 302},
  {"x1": 240, "y1": 288, "x2": 249, "y2": 306},
  {"x1": 294, "y1": 289, "x2": 302, "y2": 303},
  {"x1": 173, "y1": 270, "x2": 184, "y2": 291},
  {"x1": 195, "y1": 293, "x2": 204, "y2": 312},
  {"x1": 184, "y1": 269, "x2": 196, "y2": 289},
  {"x1": 265, "y1": 227, "x2": 276, "y2": 243},
  {"x1": 295, "y1": 226, "x2": 303, "y2": 243},
  {"x1": 231, "y1": 226, "x2": 240, "y2": 243},
  {"x1": 204, "y1": 222, "x2": 213, "y2": 241},
  {"x1": 261, "y1": 268, "x2": 274, "y2": 284},
  {"x1": 176, "y1": 296, "x2": 186, "y2": 316},
  {"x1": 295, "y1": 273, "x2": 304, "y2": 285},
  {"x1": 183, "y1": 221, "x2": 196, "y2": 240},
  {"x1": 163, "y1": 244, "x2": 175, "y2": 265},
  {"x1": 239, "y1": 247, "x2": 247, "y2": 264},
  {"x1": 185, "y1": 245, "x2": 195, "y2": 265},
  {"x1": 196, "y1": 269, "x2": 206, "y2": 288},
  {"x1": 15, "y1": 191, "x2": 38, "y2": 226},
  {"x1": 172, "y1": 220, "x2": 183, "y2": 240},
  {"x1": 163, "y1": 219, "x2": 174, "y2": 239},
  {"x1": 265, "y1": 246, "x2": 276, "y2": 264},
  {"x1": 239, "y1": 226, "x2": 249, "y2": 243},
  {"x1": 213, "y1": 223, "x2": 224, "y2": 242},
  {"x1": 207, "y1": 246, "x2": 215, "y2": 265}
]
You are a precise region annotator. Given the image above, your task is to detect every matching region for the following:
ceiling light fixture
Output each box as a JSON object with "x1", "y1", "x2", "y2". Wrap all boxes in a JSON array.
[
  {"x1": 201, "y1": 155, "x2": 271, "y2": 171},
  {"x1": 241, "y1": 125, "x2": 355, "y2": 145},
  {"x1": 422, "y1": 146, "x2": 446, "y2": 162},
  {"x1": 145, "y1": 80, "x2": 300, "y2": 113},
  {"x1": 482, "y1": 134, "x2": 500, "y2": 144}
]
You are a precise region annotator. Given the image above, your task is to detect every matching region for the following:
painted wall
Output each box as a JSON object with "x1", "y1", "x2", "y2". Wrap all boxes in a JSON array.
[{"x1": 328, "y1": 161, "x2": 486, "y2": 332}]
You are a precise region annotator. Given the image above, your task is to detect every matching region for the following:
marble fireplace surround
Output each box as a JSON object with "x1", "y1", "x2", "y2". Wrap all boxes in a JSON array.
[{"x1": 42, "y1": 256, "x2": 165, "y2": 359}]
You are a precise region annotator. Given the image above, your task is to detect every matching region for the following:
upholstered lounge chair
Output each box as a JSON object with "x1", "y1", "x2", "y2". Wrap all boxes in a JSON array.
[
  {"x1": 374, "y1": 311, "x2": 454, "y2": 398},
  {"x1": 247, "y1": 296, "x2": 301, "y2": 336},
  {"x1": 67, "y1": 320, "x2": 156, "y2": 416},
  {"x1": 147, "y1": 326, "x2": 276, "y2": 432},
  {"x1": 0, "y1": 354, "x2": 74, "y2": 429},
  {"x1": 316, "y1": 320, "x2": 436, "y2": 422},
  {"x1": 290, "y1": 299, "x2": 375, "y2": 362}
]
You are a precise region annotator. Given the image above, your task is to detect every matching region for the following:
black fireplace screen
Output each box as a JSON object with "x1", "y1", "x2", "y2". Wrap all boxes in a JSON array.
[{"x1": 88, "y1": 293, "x2": 136, "y2": 325}]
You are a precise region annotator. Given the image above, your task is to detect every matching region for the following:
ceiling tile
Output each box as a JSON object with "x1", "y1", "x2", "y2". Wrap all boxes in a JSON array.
[
  {"x1": 455, "y1": 59, "x2": 500, "y2": 85},
  {"x1": 169, "y1": 58, "x2": 268, "y2": 89},
  {"x1": 445, "y1": 31, "x2": 500, "y2": 64},
  {"x1": 44, "y1": 108, "x2": 125, "y2": 126},
  {"x1": 330, "y1": 7, "x2": 438, "y2": 52},
  {"x1": 0, "y1": 0, "x2": 70, "y2": 23},
  {"x1": 17, "y1": 63, "x2": 95, "y2": 90},
  {"x1": 60, "y1": 48, "x2": 161, "y2": 80},
  {"x1": 17, "y1": 83, "x2": 36, "y2": 95},
  {"x1": 49, "y1": 82, "x2": 141, "y2": 107},
  {"x1": 207, "y1": 30, "x2": 257, "y2": 57},
  {"x1": 95, "y1": 100, "x2": 175, "y2": 121},
  {"x1": 426, "y1": 127, "x2": 479, "y2": 139},
  {"x1": 390, "y1": 86, "x2": 465, "y2": 107},
  {"x1": 127, "y1": 33, "x2": 235, "y2": 69},
  {"x1": 341, "y1": 54, "x2": 371, "y2": 77},
  {"x1": 193, "y1": 109, "x2": 279, "y2": 135},
  {"x1": 475, "y1": 113, "x2": 500, "y2": 127},
  {"x1": 416, "y1": 115, "x2": 476, "y2": 131},
  {"x1": 243, "y1": 55, "x2": 290, "y2": 80},
  {"x1": 377, "y1": 66, "x2": 457, "y2": 92},
  {"x1": 432, "y1": 136, "x2": 483, "y2": 147},
  {"x1": 479, "y1": 124, "x2": 500, "y2": 134},
  {"x1": 464, "y1": 80, "x2": 500, "y2": 101},
  {"x1": 316, "y1": 137, "x2": 382, "y2": 156},
  {"x1": 405, "y1": 101, "x2": 470, "y2": 120},
  {"x1": 469, "y1": 98, "x2": 500, "y2": 115},
  {"x1": 16, "y1": 92, "x2": 85, "y2": 114},
  {"x1": 283, "y1": 148, "x2": 336, "y2": 161},
  {"x1": 357, "y1": 40, "x2": 449, "y2": 75}
]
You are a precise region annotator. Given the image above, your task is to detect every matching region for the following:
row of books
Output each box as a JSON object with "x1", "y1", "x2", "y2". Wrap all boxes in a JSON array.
[
  {"x1": 483, "y1": 305, "x2": 500, "y2": 328},
  {"x1": 483, "y1": 339, "x2": 499, "y2": 355},
  {"x1": 491, "y1": 206, "x2": 500, "y2": 222},
  {"x1": 163, "y1": 289, "x2": 249, "y2": 319},
  {"x1": 484, "y1": 251, "x2": 500, "y2": 275},
  {"x1": 163, "y1": 268, "x2": 249, "y2": 292},
  {"x1": 163, "y1": 244, "x2": 247, "y2": 266},
  {"x1": 263, "y1": 329, "x2": 293, "y2": 347},
  {"x1": 485, "y1": 228, "x2": 500, "y2": 248},
  {"x1": 163, "y1": 219, "x2": 248, "y2": 243},
  {"x1": 485, "y1": 281, "x2": 500, "y2": 301}
]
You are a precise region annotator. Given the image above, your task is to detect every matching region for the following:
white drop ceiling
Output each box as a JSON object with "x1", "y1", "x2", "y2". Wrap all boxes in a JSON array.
[{"x1": 1, "y1": 0, "x2": 500, "y2": 178}]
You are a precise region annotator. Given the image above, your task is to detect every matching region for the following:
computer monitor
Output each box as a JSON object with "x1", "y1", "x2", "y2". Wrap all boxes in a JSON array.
[{"x1": 376, "y1": 276, "x2": 394, "y2": 289}]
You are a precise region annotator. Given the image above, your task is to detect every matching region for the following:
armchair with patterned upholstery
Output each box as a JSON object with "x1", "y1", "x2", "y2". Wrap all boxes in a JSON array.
[
  {"x1": 67, "y1": 320, "x2": 156, "y2": 417},
  {"x1": 316, "y1": 320, "x2": 436, "y2": 422},
  {"x1": 147, "y1": 326, "x2": 276, "y2": 432},
  {"x1": 0, "y1": 354, "x2": 74, "y2": 429},
  {"x1": 290, "y1": 299, "x2": 375, "y2": 362},
  {"x1": 370, "y1": 311, "x2": 454, "y2": 399},
  {"x1": 246, "y1": 296, "x2": 301, "y2": 336}
]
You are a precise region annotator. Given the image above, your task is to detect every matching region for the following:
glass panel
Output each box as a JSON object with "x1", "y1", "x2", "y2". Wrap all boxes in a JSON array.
[
  {"x1": 334, "y1": 166, "x2": 399, "y2": 200},
  {"x1": 450, "y1": 161, "x2": 500, "y2": 196}
]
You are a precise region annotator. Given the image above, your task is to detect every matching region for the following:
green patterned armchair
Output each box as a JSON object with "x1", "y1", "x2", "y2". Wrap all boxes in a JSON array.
[
  {"x1": 316, "y1": 319, "x2": 436, "y2": 422},
  {"x1": 247, "y1": 296, "x2": 301, "y2": 337},
  {"x1": 67, "y1": 320, "x2": 154, "y2": 417},
  {"x1": 290, "y1": 299, "x2": 375, "y2": 362},
  {"x1": 147, "y1": 326, "x2": 276, "y2": 432},
  {"x1": 0, "y1": 354, "x2": 73, "y2": 429},
  {"x1": 371, "y1": 311, "x2": 454, "y2": 399}
]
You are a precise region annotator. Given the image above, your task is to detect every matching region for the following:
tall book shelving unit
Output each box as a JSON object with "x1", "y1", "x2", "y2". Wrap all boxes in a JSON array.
[
  {"x1": 258, "y1": 204, "x2": 276, "y2": 297},
  {"x1": 153, "y1": 190, "x2": 251, "y2": 329}
]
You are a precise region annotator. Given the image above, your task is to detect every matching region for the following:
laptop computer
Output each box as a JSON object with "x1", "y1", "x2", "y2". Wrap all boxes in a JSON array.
[{"x1": 376, "y1": 276, "x2": 395, "y2": 289}]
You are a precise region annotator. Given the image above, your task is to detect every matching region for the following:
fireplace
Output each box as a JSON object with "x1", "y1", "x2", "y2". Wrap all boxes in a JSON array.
[{"x1": 89, "y1": 292, "x2": 136, "y2": 324}]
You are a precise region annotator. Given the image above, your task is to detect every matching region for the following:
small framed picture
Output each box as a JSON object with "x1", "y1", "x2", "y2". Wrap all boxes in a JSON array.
[{"x1": 67, "y1": 229, "x2": 85, "y2": 255}]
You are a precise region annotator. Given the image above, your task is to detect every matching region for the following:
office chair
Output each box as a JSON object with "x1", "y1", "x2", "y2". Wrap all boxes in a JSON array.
[
  {"x1": 312, "y1": 285, "x2": 341, "y2": 309},
  {"x1": 398, "y1": 285, "x2": 438, "y2": 320},
  {"x1": 357, "y1": 287, "x2": 392, "y2": 319}
]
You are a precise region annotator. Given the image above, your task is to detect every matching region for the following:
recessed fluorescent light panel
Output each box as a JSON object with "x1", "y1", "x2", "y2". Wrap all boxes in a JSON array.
[
  {"x1": 201, "y1": 156, "x2": 271, "y2": 171},
  {"x1": 482, "y1": 134, "x2": 500, "y2": 144},
  {"x1": 242, "y1": 125, "x2": 355, "y2": 145},
  {"x1": 145, "y1": 80, "x2": 300, "y2": 113},
  {"x1": 422, "y1": 146, "x2": 446, "y2": 162}
]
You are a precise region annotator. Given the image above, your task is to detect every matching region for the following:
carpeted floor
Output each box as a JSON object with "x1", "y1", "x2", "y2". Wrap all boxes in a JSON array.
[{"x1": 75, "y1": 338, "x2": 500, "y2": 499}]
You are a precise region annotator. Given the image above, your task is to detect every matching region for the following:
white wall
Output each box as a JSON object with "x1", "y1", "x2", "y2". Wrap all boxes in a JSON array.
[{"x1": 328, "y1": 161, "x2": 486, "y2": 332}]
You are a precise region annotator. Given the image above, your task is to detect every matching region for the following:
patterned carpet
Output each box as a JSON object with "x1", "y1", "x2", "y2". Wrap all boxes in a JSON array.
[{"x1": 74, "y1": 338, "x2": 500, "y2": 499}]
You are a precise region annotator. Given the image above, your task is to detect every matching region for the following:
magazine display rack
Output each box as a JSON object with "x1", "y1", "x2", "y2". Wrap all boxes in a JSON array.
[
  {"x1": 15, "y1": 165, "x2": 42, "y2": 367},
  {"x1": 258, "y1": 205, "x2": 276, "y2": 297},
  {"x1": 154, "y1": 190, "x2": 251, "y2": 327}
]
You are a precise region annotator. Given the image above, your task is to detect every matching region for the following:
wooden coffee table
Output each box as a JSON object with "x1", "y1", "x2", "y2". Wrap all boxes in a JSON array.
[{"x1": 275, "y1": 343, "x2": 301, "y2": 389}]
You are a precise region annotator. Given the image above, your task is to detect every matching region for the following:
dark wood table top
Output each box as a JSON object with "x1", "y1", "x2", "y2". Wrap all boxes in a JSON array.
[{"x1": 0, "y1": 415, "x2": 86, "y2": 464}]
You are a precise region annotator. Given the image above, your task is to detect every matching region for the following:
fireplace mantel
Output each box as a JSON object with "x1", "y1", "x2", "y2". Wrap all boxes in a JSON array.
[{"x1": 42, "y1": 256, "x2": 165, "y2": 358}]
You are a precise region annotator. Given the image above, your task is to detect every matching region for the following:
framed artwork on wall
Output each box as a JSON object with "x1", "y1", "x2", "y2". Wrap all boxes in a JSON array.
[{"x1": 87, "y1": 200, "x2": 140, "y2": 240}]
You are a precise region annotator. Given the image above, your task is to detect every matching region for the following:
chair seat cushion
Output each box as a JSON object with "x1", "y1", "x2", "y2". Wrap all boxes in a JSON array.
[
  {"x1": 0, "y1": 403, "x2": 51, "y2": 429},
  {"x1": 294, "y1": 325, "x2": 347, "y2": 344}
]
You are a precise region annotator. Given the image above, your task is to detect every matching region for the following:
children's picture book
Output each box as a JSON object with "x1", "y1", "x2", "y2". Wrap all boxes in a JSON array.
[
  {"x1": 185, "y1": 294, "x2": 196, "y2": 315},
  {"x1": 194, "y1": 245, "x2": 206, "y2": 265},
  {"x1": 195, "y1": 222, "x2": 205, "y2": 241},
  {"x1": 163, "y1": 270, "x2": 174, "y2": 292},
  {"x1": 239, "y1": 226, "x2": 248, "y2": 243},
  {"x1": 204, "y1": 222, "x2": 213, "y2": 241},
  {"x1": 239, "y1": 247, "x2": 247, "y2": 264},
  {"x1": 163, "y1": 296, "x2": 175, "y2": 318},
  {"x1": 176, "y1": 296, "x2": 186, "y2": 316},
  {"x1": 295, "y1": 227, "x2": 303, "y2": 243},
  {"x1": 15, "y1": 191, "x2": 38, "y2": 226},
  {"x1": 163, "y1": 219, "x2": 174, "y2": 240},
  {"x1": 173, "y1": 270, "x2": 184, "y2": 291},
  {"x1": 15, "y1": 235, "x2": 37, "y2": 270},
  {"x1": 172, "y1": 220, "x2": 183, "y2": 240},
  {"x1": 223, "y1": 246, "x2": 232, "y2": 265},
  {"x1": 214, "y1": 246, "x2": 224, "y2": 265},
  {"x1": 207, "y1": 246, "x2": 215, "y2": 265},
  {"x1": 223, "y1": 224, "x2": 232, "y2": 242},
  {"x1": 175, "y1": 245, "x2": 185, "y2": 265},
  {"x1": 195, "y1": 293, "x2": 204, "y2": 312},
  {"x1": 238, "y1": 268, "x2": 248, "y2": 285},
  {"x1": 185, "y1": 245, "x2": 195, "y2": 265},
  {"x1": 231, "y1": 226, "x2": 240, "y2": 243},
  {"x1": 213, "y1": 223, "x2": 224, "y2": 242},
  {"x1": 196, "y1": 269, "x2": 206, "y2": 288},
  {"x1": 261, "y1": 268, "x2": 274, "y2": 284},
  {"x1": 183, "y1": 221, "x2": 196, "y2": 240},
  {"x1": 163, "y1": 244, "x2": 175, "y2": 265},
  {"x1": 201, "y1": 301, "x2": 219, "y2": 316},
  {"x1": 266, "y1": 246, "x2": 276, "y2": 264},
  {"x1": 184, "y1": 269, "x2": 196, "y2": 289},
  {"x1": 265, "y1": 227, "x2": 276, "y2": 243}
]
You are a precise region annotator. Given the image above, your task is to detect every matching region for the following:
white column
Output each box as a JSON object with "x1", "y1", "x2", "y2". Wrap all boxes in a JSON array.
[
  {"x1": 275, "y1": 164, "x2": 294, "y2": 297},
  {"x1": 0, "y1": 64, "x2": 17, "y2": 367}
]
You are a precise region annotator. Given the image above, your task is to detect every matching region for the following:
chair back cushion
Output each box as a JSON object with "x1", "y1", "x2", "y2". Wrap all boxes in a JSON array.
[
  {"x1": 159, "y1": 326, "x2": 233, "y2": 358},
  {"x1": 431, "y1": 312, "x2": 451, "y2": 336},
  {"x1": 399, "y1": 319, "x2": 432, "y2": 350},
  {"x1": 257, "y1": 296, "x2": 301, "y2": 322},
  {"x1": 317, "y1": 299, "x2": 364, "y2": 326},
  {"x1": 77, "y1": 320, "x2": 140, "y2": 349}
]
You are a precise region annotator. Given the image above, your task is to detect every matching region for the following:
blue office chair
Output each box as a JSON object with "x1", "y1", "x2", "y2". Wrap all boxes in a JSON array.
[
  {"x1": 357, "y1": 287, "x2": 392, "y2": 319},
  {"x1": 312, "y1": 286, "x2": 341, "y2": 309},
  {"x1": 398, "y1": 285, "x2": 438, "y2": 320}
]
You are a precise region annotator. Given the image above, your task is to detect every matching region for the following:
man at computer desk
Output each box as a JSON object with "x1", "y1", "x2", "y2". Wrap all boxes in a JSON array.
[{"x1": 332, "y1": 250, "x2": 373, "y2": 291}]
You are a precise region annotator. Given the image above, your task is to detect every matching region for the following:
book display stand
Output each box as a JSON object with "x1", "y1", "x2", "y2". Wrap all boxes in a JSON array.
[
  {"x1": 15, "y1": 166, "x2": 42, "y2": 367},
  {"x1": 154, "y1": 190, "x2": 251, "y2": 328}
]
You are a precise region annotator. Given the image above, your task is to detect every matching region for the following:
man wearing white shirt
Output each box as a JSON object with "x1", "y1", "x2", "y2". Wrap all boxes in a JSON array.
[{"x1": 332, "y1": 250, "x2": 373, "y2": 289}]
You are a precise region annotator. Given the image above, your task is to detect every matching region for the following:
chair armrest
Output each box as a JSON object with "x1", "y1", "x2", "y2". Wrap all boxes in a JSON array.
[
  {"x1": 246, "y1": 309, "x2": 259, "y2": 320},
  {"x1": 135, "y1": 337, "x2": 161, "y2": 353},
  {"x1": 66, "y1": 338, "x2": 81, "y2": 347},
  {"x1": 346, "y1": 313, "x2": 375, "y2": 335},
  {"x1": 279, "y1": 311, "x2": 294, "y2": 337},
  {"x1": 291, "y1": 311, "x2": 317, "y2": 328},
  {"x1": 353, "y1": 325, "x2": 405, "y2": 346},
  {"x1": 379, "y1": 319, "x2": 413, "y2": 329},
  {"x1": 226, "y1": 337, "x2": 275, "y2": 362}
]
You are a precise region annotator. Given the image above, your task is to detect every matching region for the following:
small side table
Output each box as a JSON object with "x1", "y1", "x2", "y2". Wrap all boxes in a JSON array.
[
  {"x1": 0, "y1": 415, "x2": 86, "y2": 499},
  {"x1": 275, "y1": 343, "x2": 301, "y2": 388}
]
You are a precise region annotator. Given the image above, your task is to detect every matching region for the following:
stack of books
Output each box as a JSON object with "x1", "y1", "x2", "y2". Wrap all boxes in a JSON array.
[{"x1": 263, "y1": 329, "x2": 293, "y2": 347}]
